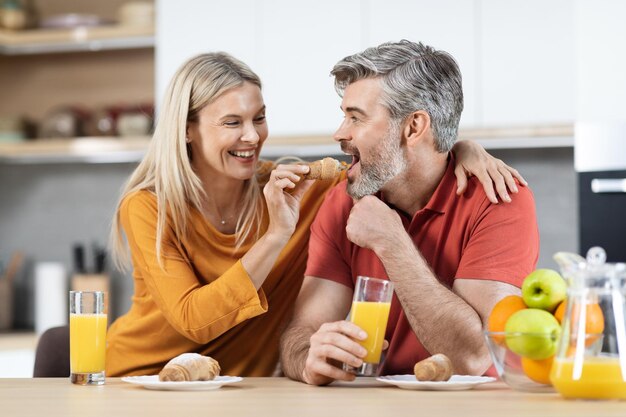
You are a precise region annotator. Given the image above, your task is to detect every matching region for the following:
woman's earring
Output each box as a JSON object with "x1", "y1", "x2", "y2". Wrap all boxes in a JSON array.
[{"x1": 186, "y1": 137, "x2": 191, "y2": 143}]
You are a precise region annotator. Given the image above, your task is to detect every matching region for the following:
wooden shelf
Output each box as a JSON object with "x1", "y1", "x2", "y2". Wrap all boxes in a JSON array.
[
  {"x1": 0, "y1": 137, "x2": 151, "y2": 164},
  {"x1": 0, "y1": 124, "x2": 574, "y2": 164},
  {"x1": 0, "y1": 25, "x2": 154, "y2": 55},
  {"x1": 461, "y1": 124, "x2": 574, "y2": 150}
]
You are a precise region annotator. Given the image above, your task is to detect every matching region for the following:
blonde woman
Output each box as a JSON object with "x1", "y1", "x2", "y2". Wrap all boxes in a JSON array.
[{"x1": 105, "y1": 52, "x2": 525, "y2": 377}]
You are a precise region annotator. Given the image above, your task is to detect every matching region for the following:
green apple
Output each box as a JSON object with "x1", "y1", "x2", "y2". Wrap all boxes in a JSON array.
[
  {"x1": 521, "y1": 269, "x2": 567, "y2": 312},
  {"x1": 504, "y1": 309, "x2": 561, "y2": 360}
]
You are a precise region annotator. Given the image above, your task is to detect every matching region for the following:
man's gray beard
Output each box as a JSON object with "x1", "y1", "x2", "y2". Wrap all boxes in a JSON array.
[{"x1": 347, "y1": 124, "x2": 407, "y2": 200}]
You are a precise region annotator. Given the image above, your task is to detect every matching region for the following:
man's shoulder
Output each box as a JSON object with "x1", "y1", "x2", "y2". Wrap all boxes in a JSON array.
[{"x1": 464, "y1": 176, "x2": 535, "y2": 209}]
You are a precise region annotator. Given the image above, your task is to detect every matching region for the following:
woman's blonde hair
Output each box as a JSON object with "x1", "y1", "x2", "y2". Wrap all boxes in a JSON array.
[{"x1": 110, "y1": 52, "x2": 265, "y2": 271}]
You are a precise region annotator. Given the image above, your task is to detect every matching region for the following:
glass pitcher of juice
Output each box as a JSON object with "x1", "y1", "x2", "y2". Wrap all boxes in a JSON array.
[{"x1": 551, "y1": 247, "x2": 626, "y2": 400}]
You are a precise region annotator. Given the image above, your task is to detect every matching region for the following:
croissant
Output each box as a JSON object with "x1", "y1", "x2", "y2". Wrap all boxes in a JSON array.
[
  {"x1": 303, "y1": 157, "x2": 348, "y2": 180},
  {"x1": 158, "y1": 353, "x2": 221, "y2": 382},
  {"x1": 413, "y1": 353, "x2": 454, "y2": 382}
]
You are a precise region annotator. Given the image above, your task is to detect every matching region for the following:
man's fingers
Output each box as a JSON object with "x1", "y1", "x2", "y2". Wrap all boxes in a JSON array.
[
  {"x1": 314, "y1": 344, "x2": 363, "y2": 368},
  {"x1": 313, "y1": 327, "x2": 367, "y2": 358},
  {"x1": 319, "y1": 321, "x2": 367, "y2": 341},
  {"x1": 307, "y1": 360, "x2": 356, "y2": 383}
]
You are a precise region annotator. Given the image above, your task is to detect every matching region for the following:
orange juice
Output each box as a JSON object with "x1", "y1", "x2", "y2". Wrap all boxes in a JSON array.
[
  {"x1": 350, "y1": 301, "x2": 391, "y2": 363},
  {"x1": 70, "y1": 313, "x2": 107, "y2": 373},
  {"x1": 550, "y1": 356, "x2": 626, "y2": 399}
]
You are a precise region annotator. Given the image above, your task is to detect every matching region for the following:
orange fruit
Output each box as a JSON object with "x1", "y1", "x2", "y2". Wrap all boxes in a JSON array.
[
  {"x1": 553, "y1": 300, "x2": 604, "y2": 333},
  {"x1": 488, "y1": 295, "x2": 527, "y2": 344},
  {"x1": 554, "y1": 301, "x2": 566, "y2": 324},
  {"x1": 579, "y1": 303, "x2": 605, "y2": 335},
  {"x1": 488, "y1": 295, "x2": 527, "y2": 332},
  {"x1": 521, "y1": 355, "x2": 554, "y2": 385},
  {"x1": 554, "y1": 299, "x2": 604, "y2": 348}
]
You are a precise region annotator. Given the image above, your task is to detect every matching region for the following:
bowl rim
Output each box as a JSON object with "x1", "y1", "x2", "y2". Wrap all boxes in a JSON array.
[{"x1": 484, "y1": 330, "x2": 557, "y2": 337}]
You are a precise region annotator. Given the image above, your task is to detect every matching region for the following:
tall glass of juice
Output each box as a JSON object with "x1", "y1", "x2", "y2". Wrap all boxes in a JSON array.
[
  {"x1": 344, "y1": 276, "x2": 393, "y2": 376},
  {"x1": 69, "y1": 291, "x2": 107, "y2": 385}
]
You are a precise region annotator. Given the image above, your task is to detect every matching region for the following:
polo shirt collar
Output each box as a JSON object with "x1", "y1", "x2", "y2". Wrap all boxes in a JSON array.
[
  {"x1": 378, "y1": 152, "x2": 455, "y2": 217},
  {"x1": 421, "y1": 152, "x2": 456, "y2": 215}
]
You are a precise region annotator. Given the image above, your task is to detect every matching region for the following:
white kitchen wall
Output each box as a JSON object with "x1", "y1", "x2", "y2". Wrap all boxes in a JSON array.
[
  {"x1": 156, "y1": 0, "x2": 582, "y2": 135},
  {"x1": 157, "y1": 0, "x2": 363, "y2": 136},
  {"x1": 576, "y1": 0, "x2": 626, "y2": 122},
  {"x1": 367, "y1": 0, "x2": 479, "y2": 127},
  {"x1": 156, "y1": 0, "x2": 259, "y2": 110},
  {"x1": 258, "y1": 0, "x2": 362, "y2": 135},
  {"x1": 480, "y1": 0, "x2": 576, "y2": 126}
]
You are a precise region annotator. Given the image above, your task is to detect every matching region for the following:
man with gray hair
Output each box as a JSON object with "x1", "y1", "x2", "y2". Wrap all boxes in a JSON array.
[{"x1": 279, "y1": 40, "x2": 539, "y2": 385}]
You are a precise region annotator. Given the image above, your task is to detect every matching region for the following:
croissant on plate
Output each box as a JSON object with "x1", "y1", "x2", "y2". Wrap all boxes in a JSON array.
[
  {"x1": 303, "y1": 157, "x2": 348, "y2": 180},
  {"x1": 413, "y1": 353, "x2": 454, "y2": 382},
  {"x1": 158, "y1": 353, "x2": 221, "y2": 382}
]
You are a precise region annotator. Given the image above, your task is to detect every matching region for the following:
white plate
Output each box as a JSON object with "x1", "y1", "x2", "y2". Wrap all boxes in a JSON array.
[
  {"x1": 376, "y1": 375, "x2": 496, "y2": 391},
  {"x1": 331, "y1": 377, "x2": 387, "y2": 387},
  {"x1": 121, "y1": 375, "x2": 243, "y2": 391}
]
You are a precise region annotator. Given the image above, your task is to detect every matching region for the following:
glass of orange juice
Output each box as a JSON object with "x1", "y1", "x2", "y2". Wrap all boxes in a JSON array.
[
  {"x1": 344, "y1": 276, "x2": 393, "y2": 376},
  {"x1": 69, "y1": 291, "x2": 107, "y2": 385}
]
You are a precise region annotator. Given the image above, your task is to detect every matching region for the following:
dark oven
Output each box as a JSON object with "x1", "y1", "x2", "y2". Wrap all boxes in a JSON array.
[{"x1": 576, "y1": 122, "x2": 626, "y2": 262}]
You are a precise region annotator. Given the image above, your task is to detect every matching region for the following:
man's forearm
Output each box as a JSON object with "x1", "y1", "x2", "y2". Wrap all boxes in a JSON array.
[
  {"x1": 376, "y1": 238, "x2": 490, "y2": 375},
  {"x1": 279, "y1": 325, "x2": 312, "y2": 382}
]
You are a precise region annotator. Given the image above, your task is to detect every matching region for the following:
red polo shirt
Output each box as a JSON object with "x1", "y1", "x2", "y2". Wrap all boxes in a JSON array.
[{"x1": 305, "y1": 155, "x2": 539, "y2": 375}]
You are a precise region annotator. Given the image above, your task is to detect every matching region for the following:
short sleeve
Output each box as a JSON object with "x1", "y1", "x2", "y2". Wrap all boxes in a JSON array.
[
  {"x1": 455, "y1": 187, "x2": 539, "y2": 287},
  {"x1": 305, "y1": 182, "x2": 353, "y2": 287}
]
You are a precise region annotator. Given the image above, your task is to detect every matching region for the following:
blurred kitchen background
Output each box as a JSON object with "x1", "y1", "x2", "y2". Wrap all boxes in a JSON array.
[{"x1": 0, "y1": 0, "x2": 625, "y2": 376}]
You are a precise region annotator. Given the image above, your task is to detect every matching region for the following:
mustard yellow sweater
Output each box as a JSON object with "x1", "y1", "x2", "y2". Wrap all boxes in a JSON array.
[{"x1": 106, "y1": 163, "x2": 341, "y2": 377}]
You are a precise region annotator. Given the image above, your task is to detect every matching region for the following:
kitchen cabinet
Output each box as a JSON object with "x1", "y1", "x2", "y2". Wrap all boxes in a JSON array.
[
  {"x1": 368, "y1": 0, "x2": 478, "y2": 127},
  {"x1": 158, "y1": 0, "x2": 579, "y2": 136},
  {"x1": 257, "y1": 0, "x2": 361, "y2": 136},
  {"x1": 157, "y1": 0, "x2": 361, "y2": 137},
  {"x1": 0, "y1": 0, "x2": 155, "y2": 159},
  {"x1": 576, "y1": 0, "x2": 626, "y2": 121},
  {"x1": 156, "y1": 0, "x2": 258, "y2": 111},
  {"x1": 0, "y1": 332, "x2": 37, "y2": 377},
  {"x1": 479, "y1": 0, "x2": 576, "y2": 126},
  {"x1": 0, "y1": 23, "x2": 154, "y2": 127}
]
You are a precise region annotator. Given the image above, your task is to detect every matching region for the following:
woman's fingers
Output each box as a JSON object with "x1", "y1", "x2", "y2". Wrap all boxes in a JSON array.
[
  {"x1": 507, "y1": 165, "x2": 527, "y2": 187},
  {"x1": 475, "y1": 170, "x2": 498, "y2": 204},
  {"x1": 269, "y1": 165, "x2": 309, "y2": 190},
  {"x1": 454, "y1": 165, "x2": 469, "y2": 196},
  {"x1": 488, "y1": 164, "x2": 511, "y2": 203}
]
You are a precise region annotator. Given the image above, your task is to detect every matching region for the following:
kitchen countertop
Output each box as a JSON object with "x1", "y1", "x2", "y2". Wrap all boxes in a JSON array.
[
  {"x1": 1, "y1": 377, "x2": 625, "y2": 417},
  {"x1": 0, "y1": 124, "x2": 574, "y2": 164}
]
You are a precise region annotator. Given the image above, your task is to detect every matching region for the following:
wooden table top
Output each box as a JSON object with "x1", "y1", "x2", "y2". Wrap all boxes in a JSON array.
[{"x1": 1, "y1": 377, "x2": 625, "y2": 417}]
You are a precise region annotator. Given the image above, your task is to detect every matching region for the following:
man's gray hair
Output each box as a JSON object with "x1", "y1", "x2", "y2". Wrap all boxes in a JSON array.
[{"x1": 331, "y1": 40, "x2": 463, "y2": 153}]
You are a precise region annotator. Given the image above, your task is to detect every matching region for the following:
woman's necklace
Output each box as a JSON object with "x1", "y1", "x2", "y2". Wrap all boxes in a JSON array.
[
  {"x1": 213, "y1": 204, "x2": 236, "y2": 226},
  {"x1": 201, "y1": 196, "x2": 238, "y2": 228}
]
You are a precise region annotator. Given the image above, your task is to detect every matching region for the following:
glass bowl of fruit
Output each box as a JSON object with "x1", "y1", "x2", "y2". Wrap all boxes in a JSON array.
[{"x1": 484, "y1": 330, "x2": 557, "y2": 393}]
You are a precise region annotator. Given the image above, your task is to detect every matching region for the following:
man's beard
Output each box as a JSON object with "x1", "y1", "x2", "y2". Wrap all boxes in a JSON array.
[{"x1": 347, "y1": 123, "x2": 407, "y2": 199}]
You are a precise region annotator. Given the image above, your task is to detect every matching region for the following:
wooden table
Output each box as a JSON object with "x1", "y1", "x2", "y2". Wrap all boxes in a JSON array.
[{"x1": 1, "y1": 377, "x2": 625, "y2": 417}]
